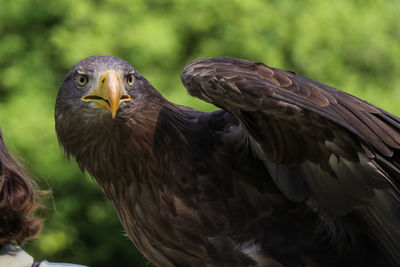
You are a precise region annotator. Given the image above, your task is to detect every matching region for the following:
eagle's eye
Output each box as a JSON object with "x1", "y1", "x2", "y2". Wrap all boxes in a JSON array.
[
  {"x1": 76, "y1": 71, "x2": 89, "y2": 87},
  {"x1": 126, "y1": 72, "x2": 135, "y2": 87}
]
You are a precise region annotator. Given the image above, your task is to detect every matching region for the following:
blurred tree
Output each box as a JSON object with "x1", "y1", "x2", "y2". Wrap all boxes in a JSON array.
[{"x1": 0, "y1": 0, "x2": 399, "y2": 266}]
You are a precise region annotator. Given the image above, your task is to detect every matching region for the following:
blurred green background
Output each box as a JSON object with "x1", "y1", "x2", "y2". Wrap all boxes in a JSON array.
[{"x1": 0, "y1": 0, "x2": 399, "y2": 266}]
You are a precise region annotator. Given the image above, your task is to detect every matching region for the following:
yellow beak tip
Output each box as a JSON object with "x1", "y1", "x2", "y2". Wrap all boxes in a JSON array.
[{"x1": 81, "y1": 70, "x2": 131, "y2": 119}]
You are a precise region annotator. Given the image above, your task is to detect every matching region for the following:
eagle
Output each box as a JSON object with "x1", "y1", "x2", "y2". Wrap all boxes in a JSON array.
[{"x1": 55, "y1": 56, "x2": 400, "y2": 266}]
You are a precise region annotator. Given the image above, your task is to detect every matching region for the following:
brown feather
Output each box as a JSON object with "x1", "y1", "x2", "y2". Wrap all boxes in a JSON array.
[{"x1": 55, "y1": 56, "x2": 400, "y2": 266}]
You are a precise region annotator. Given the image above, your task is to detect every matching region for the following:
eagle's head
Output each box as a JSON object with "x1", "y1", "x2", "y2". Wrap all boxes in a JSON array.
[{"x1": 55, "y1": 55, "x2": 157, "y2": 123}]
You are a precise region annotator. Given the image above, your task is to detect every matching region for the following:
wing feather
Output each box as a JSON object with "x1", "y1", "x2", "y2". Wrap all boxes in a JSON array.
[
  {"x1": 182, "y1": 57, "x2": 400, "y2": 160},
  {"x1": 181, "y1": 57, "x2": 400, "y2": 261}
]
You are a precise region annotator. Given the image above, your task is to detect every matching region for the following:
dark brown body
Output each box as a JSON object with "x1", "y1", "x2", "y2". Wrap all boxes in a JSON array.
[
  {"x1": 55, "y1": 56, "x2": 400, "y2": 266},
  {"x1": 56, "y1": 104, "x2": 388, "y2": 266}
]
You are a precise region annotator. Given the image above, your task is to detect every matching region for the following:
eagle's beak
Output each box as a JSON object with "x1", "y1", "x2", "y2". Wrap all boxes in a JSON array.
[{"x1": 81, "y1": 70, "x2": 131, "y2": 119}]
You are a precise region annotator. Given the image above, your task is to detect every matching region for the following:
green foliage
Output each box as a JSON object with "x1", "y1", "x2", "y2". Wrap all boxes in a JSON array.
[{"x1": 0, "y1": 0, "x2": 399, "y2": 266}]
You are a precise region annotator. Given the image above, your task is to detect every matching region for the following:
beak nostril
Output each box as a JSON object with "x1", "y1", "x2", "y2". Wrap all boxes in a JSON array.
[{"x1": 121, "y1": 95, "x2": 131, "y2": 101}]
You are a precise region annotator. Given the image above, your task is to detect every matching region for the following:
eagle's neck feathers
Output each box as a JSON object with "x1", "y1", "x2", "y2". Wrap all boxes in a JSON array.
[{"x1": 56, "y1": 89, "x2": 213, "y2": 197}]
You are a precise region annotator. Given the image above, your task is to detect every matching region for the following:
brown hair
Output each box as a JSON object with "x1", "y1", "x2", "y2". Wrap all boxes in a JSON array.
[{"x1": 0, "y1": 130, "x2": 42, "y2": 246}]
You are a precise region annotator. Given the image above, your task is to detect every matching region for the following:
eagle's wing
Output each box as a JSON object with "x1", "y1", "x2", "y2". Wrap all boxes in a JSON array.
[{"x1": 181, "y1": 57, "x2": 400, "y2": 260}]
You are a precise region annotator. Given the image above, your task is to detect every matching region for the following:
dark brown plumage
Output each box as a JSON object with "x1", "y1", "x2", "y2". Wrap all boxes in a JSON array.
[{"x1": 55, "y1": 56, "x2": 400, "y2": 266}]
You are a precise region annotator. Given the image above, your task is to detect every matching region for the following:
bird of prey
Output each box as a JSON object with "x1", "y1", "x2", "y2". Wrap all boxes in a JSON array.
[{"x1": 55, "y1": 56, "x2": 400, "y2": 266}]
